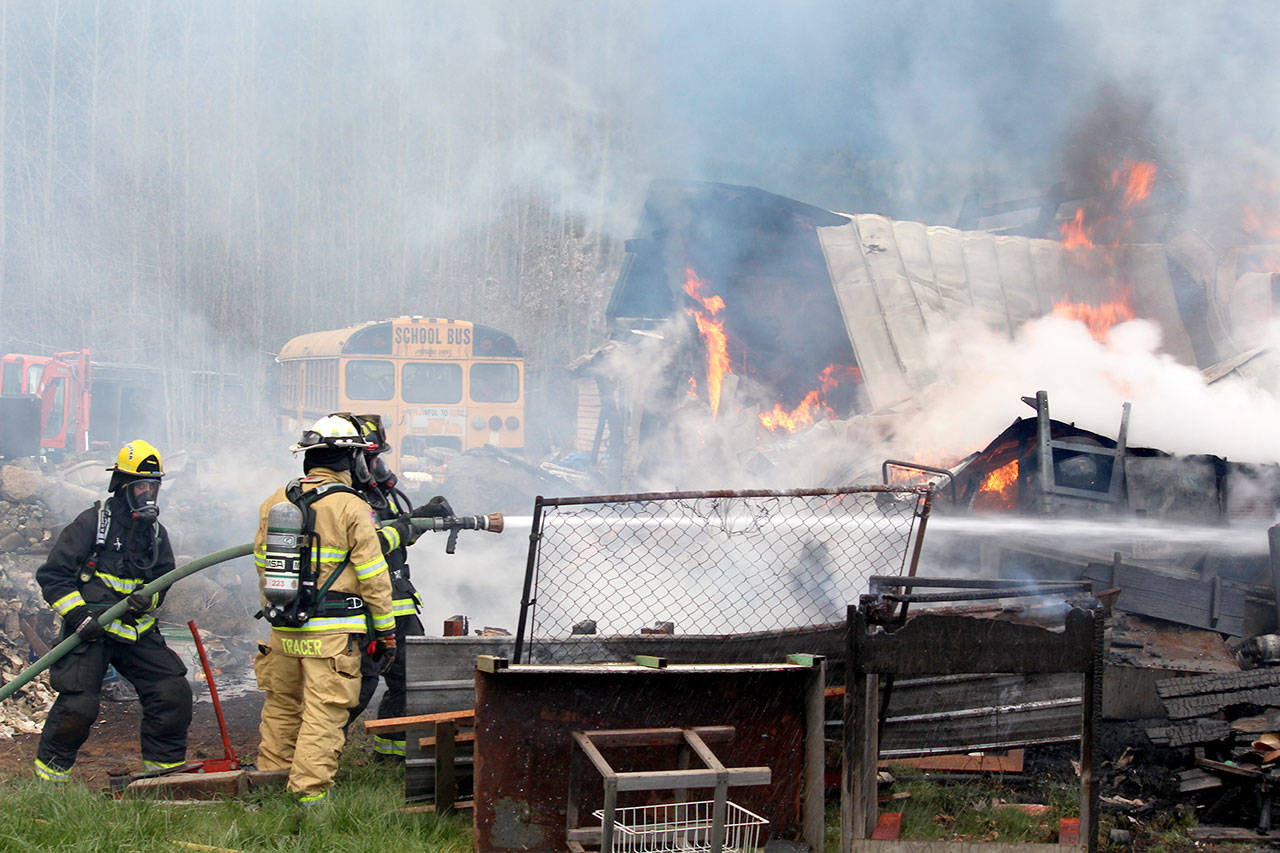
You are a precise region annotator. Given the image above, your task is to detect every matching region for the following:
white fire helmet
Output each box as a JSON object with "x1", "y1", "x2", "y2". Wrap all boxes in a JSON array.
[{"x1": 290, "y1": 414, "x2": 373, "y2": 454}]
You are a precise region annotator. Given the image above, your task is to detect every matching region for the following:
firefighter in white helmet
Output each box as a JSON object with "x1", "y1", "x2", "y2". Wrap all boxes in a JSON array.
[
  {"x1": 34, "y1": 440, "x2": 192, "y2": 782},
  {"x1": 253, "y1": 414, "x2": 395, "y2": 805},
  {"x1": 343, "y1": 413, "x2": 453, "y2": 758}
]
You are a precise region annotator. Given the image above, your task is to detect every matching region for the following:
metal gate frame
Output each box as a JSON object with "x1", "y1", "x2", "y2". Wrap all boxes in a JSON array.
[{"x1": 514, "y1": 486, "x2": 934, "y2": 664}]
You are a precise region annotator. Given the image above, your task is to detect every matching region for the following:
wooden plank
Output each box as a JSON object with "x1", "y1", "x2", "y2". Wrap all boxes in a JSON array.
[
  {"x1": 1157, "y1": 667, "x2": 1280, "y2": 699},
  {"x1": 1145, "y1": 719, "x2": 1232, "y2": 747},
  {"x1": 435, "y1": 721, "x2": 457, "y2": 815},
  {"x1": 1178, "y1": 768, "x2": 1223, "y2": 793},
  {"x1": 124, "y1": 770, "x2": 247, "y2": 799},
  {"x1": 614, "y1": 767, "x2": 771, "y2": 792},
  {"x1": 634, "y1": 655, "x2": 667, "y2": 669},
  {"x1": 579, "y1": 726, "x2": 735, "y2": 748},
  {"x1": 879, "y1": 750, "x2": 1024, "y2": 773},
  {"x1": 476, "y1": 655, "x2": 508, "y2": 673},
  {"x1": 395, "y1": 799, "x2": 475, "y2": 815},
  {"x1": 853, "y1": 611, "x2": 1095, "y2": 675},
  {"x1": 872, "y1": 812, "x2": 903, "y2": 841},
  {"x1": 418, "y1": 731, "x2": 475, "y2": 748},
  {"x1": 364, "y1": 708, "x2": 475, "y2": 733},
  {"x1": 1197, "y1": 757, "x2": 1264, "y2": 779},
  {"x1": 1083, "y1": 562, "x2": 1245, "y2": 635},
  {"x1": 1164, "y1": 688, "x2": 1280, "y2": 720}
]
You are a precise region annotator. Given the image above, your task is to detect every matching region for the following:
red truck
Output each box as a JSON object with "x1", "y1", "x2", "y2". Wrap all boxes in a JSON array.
[
  {"x1": 0, "y1": 349, "x2": 91, "y2": 456},
  {"x1": 0, "y1": 349, "x2": 169, "y2": 459}
]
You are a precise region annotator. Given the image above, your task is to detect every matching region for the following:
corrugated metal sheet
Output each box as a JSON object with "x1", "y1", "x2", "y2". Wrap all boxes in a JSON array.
[{"x1": 817, "y1": 217, "x2": 1198, "y2": 408}]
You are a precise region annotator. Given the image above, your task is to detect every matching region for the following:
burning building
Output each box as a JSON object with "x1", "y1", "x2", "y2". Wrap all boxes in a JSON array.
[{"x1": 573, "y1": 177, "x2": 1280, "y2": 488}]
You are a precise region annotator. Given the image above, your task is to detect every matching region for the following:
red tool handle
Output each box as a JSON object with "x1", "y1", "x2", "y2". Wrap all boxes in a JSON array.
[{"x1": 187, "y1": 620, "x2": 237, "y2": 768}]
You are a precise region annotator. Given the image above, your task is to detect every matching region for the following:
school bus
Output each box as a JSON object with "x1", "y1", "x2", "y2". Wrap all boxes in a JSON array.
[{"x1": 276, "y1": 317, "x2": 525, "y2": 475}]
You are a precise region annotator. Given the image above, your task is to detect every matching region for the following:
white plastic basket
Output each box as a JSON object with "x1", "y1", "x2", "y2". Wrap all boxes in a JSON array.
[{"x1": 592, "y1": 800, "x2": 768, "y2": 853}]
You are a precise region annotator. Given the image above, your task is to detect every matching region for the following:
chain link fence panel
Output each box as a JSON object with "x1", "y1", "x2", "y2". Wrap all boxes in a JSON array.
[{"x1": 515, "y1": 486, "x2": 932, "y2": 663}]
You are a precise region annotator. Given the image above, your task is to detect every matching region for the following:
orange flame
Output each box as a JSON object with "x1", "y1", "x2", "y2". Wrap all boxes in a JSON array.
[
  {"x1": 974, "y1": 458, "x2": 1019, "y2": 510},
  {"x1": 1118, "y1": 160, "x2": 1156, "y2": 209},
  {"x1": 1059, "y1": 208, "x2": 1092, "y2": 250},
  {"x1": 758, "y1": 364, "x2": 859, "y2": 433},
  {"x1": 683, "y1": 269, "x2": 731, "y2": 417},
  {"x1": 1054, "y1": 159, "x2": 1155, "y2": 338},
  {"x1": 1051, "y1": 298, "x2": 1135, "y2": 341}
]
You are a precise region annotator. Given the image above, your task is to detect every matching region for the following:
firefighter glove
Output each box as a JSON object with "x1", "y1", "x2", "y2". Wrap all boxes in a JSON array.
[
  {"x1": 389, "y1": 516, "x2": 421, "y2": 548},
  {"x1": 412, "y1": 496, "x2": 454, "y2": 519},
  {"x1": 367, "y1": 634, "x2": 397, "y2": 674},
  {"x1": 66, "y1": 606, "x2": 106, "y2": 642},
  {"x1": 124, "y1": 590, "x2": 153, "y2": 616}
]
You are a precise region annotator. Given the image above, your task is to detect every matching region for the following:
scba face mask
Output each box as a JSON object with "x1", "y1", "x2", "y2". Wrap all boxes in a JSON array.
[{"x1": 123, "y1": 478, "x2": 161, "y2": 521}]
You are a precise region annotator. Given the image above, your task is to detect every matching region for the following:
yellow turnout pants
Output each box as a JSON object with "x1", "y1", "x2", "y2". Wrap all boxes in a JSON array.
[{"x1": 254, "y1": 631, "x2": 363, "y2": 799}]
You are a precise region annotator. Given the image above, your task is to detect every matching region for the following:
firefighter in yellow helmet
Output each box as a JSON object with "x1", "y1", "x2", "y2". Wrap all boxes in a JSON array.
[
  {"x1": 253, "y1": 414, "x2": 395, "y2": 805},
  {"x1": 33, "y1": 440, "x2": 193, "y2": 782}
]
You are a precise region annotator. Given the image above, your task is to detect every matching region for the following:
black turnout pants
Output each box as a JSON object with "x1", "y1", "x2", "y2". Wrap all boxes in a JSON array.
[
  {"x1": 37, "y1": 626, "x2": 192, "y2": 771},
  {"x1": 346, "y1": 613, "x2": 422, "y2": 742}
]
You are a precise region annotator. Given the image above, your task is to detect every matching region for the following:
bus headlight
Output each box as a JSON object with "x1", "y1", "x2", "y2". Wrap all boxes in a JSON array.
[
  {"x1": 471, "y1": 416, "x2": 486, "y2": 430},
  {"x1": 505, "y1": 416, "x2": 520, "y2": 431},
  {"x1": 488, "y1": 415, "x2": 503, "y2": 431}
]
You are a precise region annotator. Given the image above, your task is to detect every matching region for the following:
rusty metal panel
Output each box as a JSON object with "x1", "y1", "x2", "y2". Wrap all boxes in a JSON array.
[{"x1": 473, "y1": 663, "x2": 817, "y2": 853}]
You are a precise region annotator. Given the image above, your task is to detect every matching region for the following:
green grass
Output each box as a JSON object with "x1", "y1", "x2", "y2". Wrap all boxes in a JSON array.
[
  {"x1": 0, "y1": 742, "x2": 472, "y2": 853},
  {"x1": 890, "y1": 764, "x2": 1076, "y2": 844}
]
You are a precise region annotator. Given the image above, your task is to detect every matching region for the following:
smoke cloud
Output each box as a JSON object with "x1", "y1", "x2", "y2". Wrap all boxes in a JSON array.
[{"x1": 6, "y1": 2, "x2": 1280, "y2": 634}]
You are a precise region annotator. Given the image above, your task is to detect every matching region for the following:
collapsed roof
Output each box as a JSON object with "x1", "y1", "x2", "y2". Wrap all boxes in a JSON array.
[{"x1": 606, "y1": 180, "x2": 1265, "y2": 412}]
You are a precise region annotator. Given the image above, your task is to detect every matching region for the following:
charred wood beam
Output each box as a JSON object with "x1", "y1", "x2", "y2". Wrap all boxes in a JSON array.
[{"x1": 851, "y1": 609, "x2": 1098, "y2": 676}]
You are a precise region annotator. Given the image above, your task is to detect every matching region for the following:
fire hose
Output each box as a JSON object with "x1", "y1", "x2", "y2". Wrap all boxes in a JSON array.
[
  {"x1": 0, "y1": 543, "x2": 254, "y2": 704},
  {"x1": 0, "y1": 513, "x2": 503, "y2": 704}
]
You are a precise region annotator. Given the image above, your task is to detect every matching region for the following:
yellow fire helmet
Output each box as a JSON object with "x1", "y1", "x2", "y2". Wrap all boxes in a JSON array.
[{"x1": 107, "y1": 439, "x2": 164, "y2": 478}]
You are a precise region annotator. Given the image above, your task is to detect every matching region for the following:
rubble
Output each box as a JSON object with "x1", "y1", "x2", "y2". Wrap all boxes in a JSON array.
[{"x1": 0, "y1": 639, "x2": 52, "y2": 738}]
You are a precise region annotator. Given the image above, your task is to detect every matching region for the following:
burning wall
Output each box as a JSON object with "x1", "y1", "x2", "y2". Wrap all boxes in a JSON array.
[{"x1": 577, "y1": 178, "x2": 1280, "y2": 489}]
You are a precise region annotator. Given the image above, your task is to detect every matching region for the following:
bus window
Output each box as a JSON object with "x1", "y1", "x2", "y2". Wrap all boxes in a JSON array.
[
  {"x1": 470, "y1": 362, "x2": 519, "y2": 403},
  {"x1": 27, "y1": 364, "x2": 43, "y2": 393},
  {"x1": 403, "y1": 363, "x2": 462, "y2": 404},
  {"x1": 1, "y1": 361, "x2": 21, "y2": 395},
  {"x1": 345, "y1": 360, "x2": 394, "y2": 401}
]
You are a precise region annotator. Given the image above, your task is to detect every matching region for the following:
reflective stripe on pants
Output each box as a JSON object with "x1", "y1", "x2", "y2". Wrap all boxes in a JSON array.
[{"x1": 254, "y1": 636, "x2": 362, "y2": 799}]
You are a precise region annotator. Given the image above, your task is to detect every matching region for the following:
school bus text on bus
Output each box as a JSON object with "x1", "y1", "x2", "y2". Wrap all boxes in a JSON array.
[{"x1": 275, "y1": 316, "x2": 524, "y2": 476}]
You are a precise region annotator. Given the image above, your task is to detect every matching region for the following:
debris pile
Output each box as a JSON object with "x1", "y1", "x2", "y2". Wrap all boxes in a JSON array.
[
  {"x1": 0, "y1": 463, "x2": 87, "y2": 736},
  {"x1": 0, "y1": 643, "x2": 52, "y2": 738},
  {"x1": 1146, "y1": 668, "x2": 1280, "y2": 836}
]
